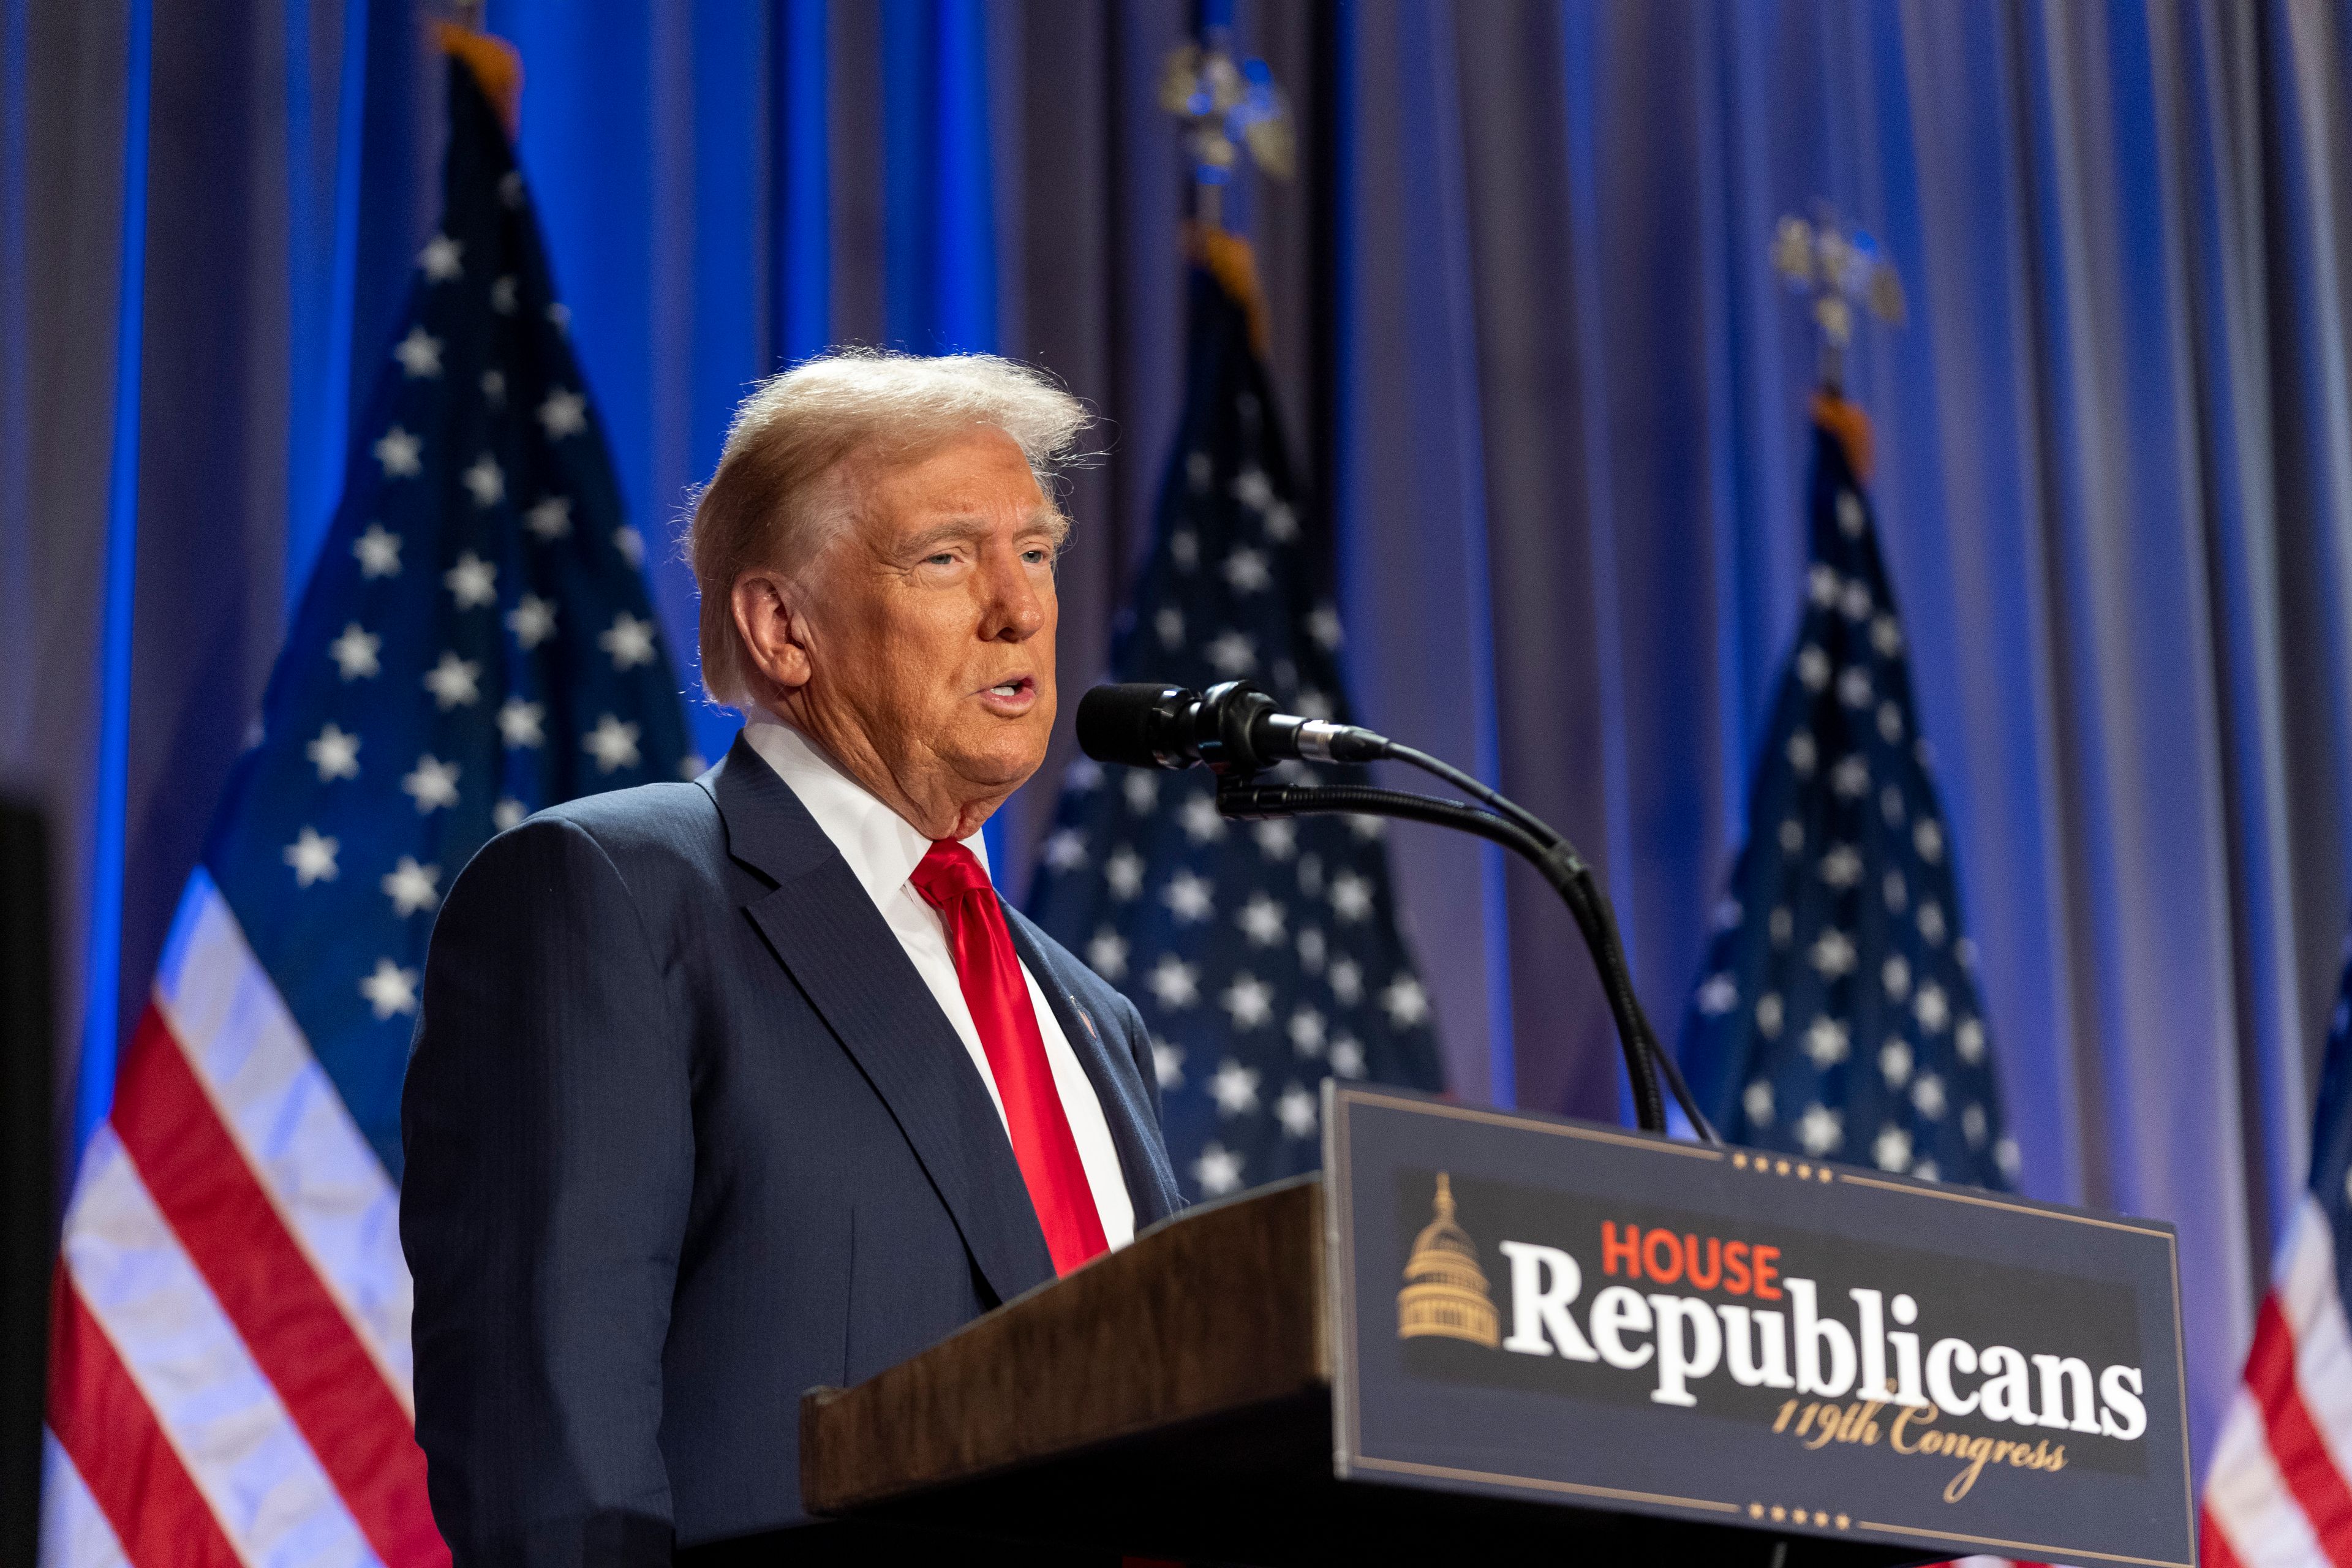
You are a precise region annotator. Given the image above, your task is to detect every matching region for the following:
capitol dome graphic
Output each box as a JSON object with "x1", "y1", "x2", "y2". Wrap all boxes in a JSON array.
[{"x1": 1396, "y1": 1172, "x2": 1499, "y2": 1348}]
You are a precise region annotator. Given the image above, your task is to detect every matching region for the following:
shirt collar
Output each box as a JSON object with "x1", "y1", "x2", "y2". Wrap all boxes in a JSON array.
[{"x1": 738, "y1": 717, "x2": 992, "y2": 911}]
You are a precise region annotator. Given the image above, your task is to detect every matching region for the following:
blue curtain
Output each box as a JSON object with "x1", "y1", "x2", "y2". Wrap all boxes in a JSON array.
[{"x1": 6, "y1": 0, "x2": 2350, "y2": 1483}]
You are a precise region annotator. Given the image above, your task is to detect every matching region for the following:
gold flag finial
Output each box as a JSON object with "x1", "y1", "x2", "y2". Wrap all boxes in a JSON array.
[
  {"x1": 1160, "y1": 29, "x2": 1292, "y2": 233},
  {"x1": 1771, "y1": 203, "x2": 1904, "y2": 397}
]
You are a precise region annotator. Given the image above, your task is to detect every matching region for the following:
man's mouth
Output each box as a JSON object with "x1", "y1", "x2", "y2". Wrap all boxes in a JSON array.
[{"x1": 978, "y1": 676, "x2": 1038, "y2": 712}]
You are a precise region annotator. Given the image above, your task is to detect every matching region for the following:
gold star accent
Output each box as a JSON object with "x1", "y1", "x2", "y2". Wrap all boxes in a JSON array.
[
  {"x1": 1770, "y1": 1506, "x2": 1786, "y2": 1523},
  {"x1": 1776, "y1": 1159, "x2": 1792, "y2": 1176}
]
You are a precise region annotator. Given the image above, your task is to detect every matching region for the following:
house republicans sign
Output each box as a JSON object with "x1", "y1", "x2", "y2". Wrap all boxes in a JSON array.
[{"x1": 1324, "y1": 1085, "x2": 2193, "y2": 1568}]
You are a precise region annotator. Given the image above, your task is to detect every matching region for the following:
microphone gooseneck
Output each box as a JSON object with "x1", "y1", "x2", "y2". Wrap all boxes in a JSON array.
[{"x1": 1077, "y1": 679, "x2": 1718, "y2": 1145}]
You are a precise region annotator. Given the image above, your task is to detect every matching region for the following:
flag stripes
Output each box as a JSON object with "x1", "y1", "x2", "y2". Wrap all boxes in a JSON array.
[
  {"x1": 151, "y1": 871, "x2": 413, "y2": 1402},
  {"x1": 58, "y1": 1128, "x2": 387, "y2": 1566},
  {"x1": 39, "y1": 1433, "x2": 135, "y2": 1568},
  {"x1": 44, "y1": 1278, "x2": 244, "y2": 1568},
  {"x1": 2204, "y1": 1196, "x2": 2352, "y2": 1564},
  {"x1": 111, "y1": 1005, "x2": 436, "y2": 1563}
]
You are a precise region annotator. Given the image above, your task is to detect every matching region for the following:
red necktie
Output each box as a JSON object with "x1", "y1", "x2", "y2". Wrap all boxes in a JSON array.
[{"x1": 911, "y1": 839, "x2": 1109, "y2": 1275}]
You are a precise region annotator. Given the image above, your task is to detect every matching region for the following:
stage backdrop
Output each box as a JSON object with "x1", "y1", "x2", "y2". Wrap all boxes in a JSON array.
[{"x1": 6, "y1": 0, "x2": 2350, "y2": 1480}]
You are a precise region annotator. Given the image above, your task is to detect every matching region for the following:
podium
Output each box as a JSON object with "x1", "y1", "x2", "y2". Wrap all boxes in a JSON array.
[{"x1": 798, "y1": 1086, "x2": 2194, "y2": 1568}]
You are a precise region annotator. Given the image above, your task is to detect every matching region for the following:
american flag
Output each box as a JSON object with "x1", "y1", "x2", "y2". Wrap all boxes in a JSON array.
[
  {"x1": 1027, "y1": 239, "x2": 1443, "y2": 1201},
  {"x1": 41, "y1": 52, "x2": 691, "y2": 1567},
  {"x1": 2201, "y1": 927, "x2": 2352, "y2": 1565},
  {"x1": 1676, "y1": 406, "x2": 2015, "y2": 1191}
]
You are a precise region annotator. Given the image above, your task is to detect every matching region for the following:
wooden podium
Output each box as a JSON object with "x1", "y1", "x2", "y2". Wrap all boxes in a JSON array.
[{"x1": 796, "y1": 1087, "x2": 2193, "y2": 1568}]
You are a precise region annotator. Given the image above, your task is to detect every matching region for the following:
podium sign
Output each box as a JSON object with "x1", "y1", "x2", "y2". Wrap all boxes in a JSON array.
[{"x1": 1328, "y1": 1085, "x2": 2195, "y2": 1568}]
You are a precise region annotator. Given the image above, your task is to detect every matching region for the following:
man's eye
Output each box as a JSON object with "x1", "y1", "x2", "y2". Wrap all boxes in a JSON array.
[
  {"x1": 925, "y1": 552, "x2": 956, "y2": 567},
  {"x1": 1022, "y1": 549, "x2": 1048, "y2": 564}
]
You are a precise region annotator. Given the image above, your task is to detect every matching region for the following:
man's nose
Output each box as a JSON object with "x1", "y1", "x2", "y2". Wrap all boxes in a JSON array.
[{"x1": 980, "y1": 545, "x2": 1047, "y2": 642}]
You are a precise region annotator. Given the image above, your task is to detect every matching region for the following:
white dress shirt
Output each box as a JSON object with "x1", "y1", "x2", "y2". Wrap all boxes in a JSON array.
[{"x1": 741, "y1": 719, "x2": 1136, "y2": 1252}]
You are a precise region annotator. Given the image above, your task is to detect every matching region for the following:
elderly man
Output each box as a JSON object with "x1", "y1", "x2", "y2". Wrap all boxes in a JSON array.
[{"x1": 400, "y1": 351, "x2": 1182, "y2": 1564}]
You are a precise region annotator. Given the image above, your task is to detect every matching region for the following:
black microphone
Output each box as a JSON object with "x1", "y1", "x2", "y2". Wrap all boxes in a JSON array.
[{"x1": 1076, "y1": 681, "x2": 1388, "y2": 775}]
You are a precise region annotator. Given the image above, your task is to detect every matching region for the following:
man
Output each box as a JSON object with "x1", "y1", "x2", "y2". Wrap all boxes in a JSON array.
[{"x1": 401, "y1": 351, "x2": 1183, "y2": 1564}]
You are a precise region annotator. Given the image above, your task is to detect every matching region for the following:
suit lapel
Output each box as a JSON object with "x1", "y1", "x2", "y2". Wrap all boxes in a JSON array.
[
  {"x1": 1003, "y1": 909, "x2": 1184, "y2": 1229},
  {"x1": 704, "y1": 738, "x2": 1055, "y2": 1305}
]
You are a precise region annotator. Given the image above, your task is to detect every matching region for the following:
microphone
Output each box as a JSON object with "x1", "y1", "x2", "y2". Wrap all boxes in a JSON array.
[{"x1": 1076, "y1": 682, "x2": 1388, "y2": 775}]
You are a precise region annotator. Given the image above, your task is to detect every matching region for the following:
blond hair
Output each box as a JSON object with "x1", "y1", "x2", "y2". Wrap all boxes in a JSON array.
[{"x1": 685, "y1": 349, "x2": 1091, "y2": 708}]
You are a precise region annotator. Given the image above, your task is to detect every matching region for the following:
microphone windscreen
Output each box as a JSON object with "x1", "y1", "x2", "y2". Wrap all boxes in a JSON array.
[{"x1": 1076, "y1": 684, "x2": 1189, "y2": 768}]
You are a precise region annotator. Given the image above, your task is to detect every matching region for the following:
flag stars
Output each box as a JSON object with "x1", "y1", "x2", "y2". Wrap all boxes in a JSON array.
[
  {"x1": 1163, "y1": 870, "x2": 1214, "y2": 924},
  {"x1": 507, "y1": 594, "x2": 557, "y2": 649},
  {"x1": 393, "y1": 326, "x2": 442, "y2": 379},
  {"x1": 1329, "y1": 870, "x2": 1373, "y2": 923},
  {"x1": 1831, "y1": 755, "x2": 1869, "y2": 799},
  {"x1": 1308, "y1": 605, "x2": 1344, "y2": 650},
  {"x1": 1820, "y1": 845, "x2": 1861, "y2": 888},
  {"x1": 1329, "y1": 1035, "x2": 1367, "y2": 1078},
  {"x1": 1808, "y1": 564, "x2": 1841, "y2": 608},
  {"x1": 582, "y1": 714, "x2": 642, "y2": 773},
  {"x1": 1873, "y1": 1125, "x2": 1912, "y2": 1174},
  {"x1": 1697, "y1": 973, "x2": 1738, "y2": 1016},
  {"x1": 1882, "y1": 954, "x2": 1912, "y2": 1001},
  {"x1": 1105, "y1": 847, "x2": 1144, "y2": 900},
  {"x1": 328, "y1": 622, "x2": 381, "y2": 679},
  {"x1": 1122, "y1": 771, "x2": 1158, "y2": 814},
  {"x1": 526, "y1": 497, "x2": 572, "y2": 541},
  {"x1": 374, "y1": 426, "x2": 421, "y2": 478},
  {"x1": 1178, "y1": 793, "x2": 1227, "y2": 843},
  {"x1": 423, "y1": 651, "x2": 482, "y2": 709},
  {"x1": 1289, "y1": 1006, "x2": 1327, "y2": 1057},
  {"x1": 382, "y1": 856, "x2": 442, "y2": 918},
  {"x1": 1209, "y1": 1057, "x2": 1262, "y2": 1112},
  {"x1": 1086, "y1": 928, "x2": 1129, "y2": 980},
  {"x1": 1296, "y1": 926, "x2": 1327, "y2": 973},
  {"x1": 1836, "y1": 491, "x2": 1865, "y2": 537},
  {"x1": 417, "y1": 233, "x2": 462, "y2": 281},
  {"x1": 1956, "y1": 1017, "x2": 1986, "y2": 1065},
  {"x1": 1204, "y1": 629, "x2": 1256, "y2": 676},
  {"x1": 1912, "y1": 1074, "x2": 1947, "y2": 1120},
  {"x1": 493, "y1": 797, "x2": 527, "y2": 832},
  {"x1": 1153, "y1": 1039, "x2": 1185, "y2": 1089},
  {"x1": 353, "y1": 524, "x2": 402, "y2": 578},
  {"x1": 546, "y1": 301, "x2": 571, "y2": 334},
  {"x1": 1147, "y1": 954, "x2": 1200, "y2": 1009},
  {"x1": 1803, "y1": 1016, "x2": 1850, "y2": 1068},
  {"x1": 462, "y1": 453, "x2": 505, "y2": 508},
  {"x1": 1232, "y1": 467, "x2": 1273, "y2": 509},
  {"x1": 1913, "y1": 819, "x2": 1945, "y2": 863},
  {"x1": 1917, "y1": 902, "x2": 1947, "y2": 945},
  {"x1": 360, "y1": 957, "x2": 420, "y2": 1019},
  {"x1": 1796, "y1": 1104, "x2": 1843, "y2": 1155},
  {"x1": 1381, "y1": 974, "x2": 1430, "y2": 1029},
  {"x1": 497, "y1": 698, "x2": 545, "y2": 749},
  {"x1": 1779, "y1": 819, "x2": 1804, "y2": 854},
  {"x1": 1329, "y1": 957, "x2": 1364, "y2": 1006},
  {"x1": 1839, "y1": 579, "x2": 1873, "y2": 620},
  {"x1": 1787, "y1": 731, "x2": 1817, "y2": 776},
  {"x1": 538, "y1": 387, "x2": 587, "y2": 439},
  {"x1": 1871, "y1": 614, "x2": 1904, "y2": 657},
  {"x1": 1838, "y1": 666, "x2": 1874, "y2": 709},
  {"x1": 599, "y1": 611, "x2": 657, "y2": 671},
  {"x1": 491, "y1": 275, "x2": 517, "y2": 314},
  {"x1": 284, "y1": 827, "x2": 340, "y2": 886},
  {"x1": 1275, "y1": 1084, "x2": 1317, "y2": 1138},
  {"x1": 1913, "y1": 982, "x2": 1950, "y2": 1033},
  {"x1": 1170, "y1": 529, "x2": 1200, "y2": 571},
  {"x1": 612, "y1": 527, "x2": 644, "y2": 567},
  {"x1": 1253, "y1": 818, "x2": 1296, "y2": 861},
  {"x1": 1796, "y1": 645, "x2": 1830, "y2": 691},
  {"x1": 403, "y1": 755, "x2": 461, "y2": 813},
  {"x1": 306, "y1": 723, "x2": 360, "y2": 782},
  {"x1": 1238, "y1": 894, "x2": 1287, "y2": 947},
  {"x1": 1877, "y1": 701, "x2": 1905, "y2": 743},
  {"x1": 1193, "y1": 1142, "x2": 1243, "y2": 1196},
  {"x1": 1880, "y1": 1038, "x2": 1913, "y2": 1088},
  {"x1": 1962, "y1": 1104, "x2": 1988, "y2": 1149},
  {"x1": 1043, "y1": 828, "x2": 1088, "y2": 870},
  {"x1": 1755, "y1": 993, "x2": 1785, "y2": 1038},
  {"x1": 1155, "y1": 607, "x2": 1185, "y2": 648},
  {"x1": 445, "y1": 552, "x2": 497, "y2": 609},
  {"x1": 1223, "y1": 547, "x2": 1270, "y2": 593},
  {"x1": 480, "y1": 369, "x2": 506, "y2": 407},
  {"x1": 1809, "y1": 928, "x2": 1855, "y2": 978},
  {"x1": 1743, "y1": 1080, "x2": 1774, "y2": 1127}
]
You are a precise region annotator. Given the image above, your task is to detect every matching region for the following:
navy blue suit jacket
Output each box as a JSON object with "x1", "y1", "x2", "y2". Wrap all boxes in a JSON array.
[{"x1": 400, "y1": 735, "x2": 1183, "y2": 1564}]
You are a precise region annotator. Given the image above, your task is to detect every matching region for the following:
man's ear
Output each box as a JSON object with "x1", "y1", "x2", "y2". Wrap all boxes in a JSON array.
[{"x1": 731, "y1": 567, "x2": 815, "y2": 700}]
